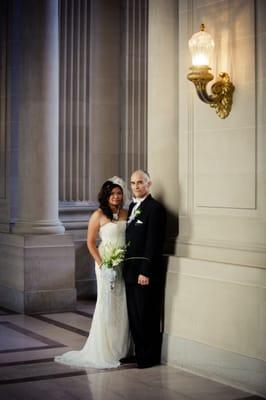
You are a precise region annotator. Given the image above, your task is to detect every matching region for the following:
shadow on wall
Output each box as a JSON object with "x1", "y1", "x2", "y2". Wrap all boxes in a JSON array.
[
  {"x1": 154, "y1": 187, "x2": 179, "y2": 344},
  {"x1": 154, "y1": 190, "x2": 179, "y2": 255}
]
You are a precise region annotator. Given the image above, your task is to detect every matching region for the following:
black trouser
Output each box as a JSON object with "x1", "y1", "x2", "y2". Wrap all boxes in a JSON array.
[{"x1": 125, "y1": 283, "x2": 162, "y2": 367}]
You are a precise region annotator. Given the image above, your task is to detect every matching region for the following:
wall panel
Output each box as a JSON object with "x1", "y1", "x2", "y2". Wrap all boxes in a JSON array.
[{"x1": 177, "y1": 0, "x2": 266, "y2": 266}]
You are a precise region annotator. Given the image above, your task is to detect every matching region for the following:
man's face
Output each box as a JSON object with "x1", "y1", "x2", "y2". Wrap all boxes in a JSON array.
[{"x1": 130, "y1": 171, "x2": 151, "y2": 199}]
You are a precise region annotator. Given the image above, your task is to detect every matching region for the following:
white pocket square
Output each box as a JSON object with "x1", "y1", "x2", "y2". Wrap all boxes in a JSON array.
[{"x1": 136, "y1": 219, "x2": 143, "y2": 224}]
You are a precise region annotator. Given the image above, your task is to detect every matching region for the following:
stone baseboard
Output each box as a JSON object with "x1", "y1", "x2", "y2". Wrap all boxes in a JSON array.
[{"x1": 162, "y1": 333, "x2": 266, "y2": 397}]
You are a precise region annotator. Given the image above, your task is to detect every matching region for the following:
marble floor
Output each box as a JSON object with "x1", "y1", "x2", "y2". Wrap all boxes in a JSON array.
[{"x1": 0, "y1": 300, "x2": 264, "y2": 400}]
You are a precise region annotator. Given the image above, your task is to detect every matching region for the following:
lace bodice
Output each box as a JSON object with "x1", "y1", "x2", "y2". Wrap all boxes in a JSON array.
[{"x1": 99, "y1": 221, "x2": 126, "y2": 250}]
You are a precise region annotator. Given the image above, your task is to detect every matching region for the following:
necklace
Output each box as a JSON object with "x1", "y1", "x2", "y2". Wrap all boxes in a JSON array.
[{"x1": 112, "y1": 208, "x2": 120, "y2": 221}]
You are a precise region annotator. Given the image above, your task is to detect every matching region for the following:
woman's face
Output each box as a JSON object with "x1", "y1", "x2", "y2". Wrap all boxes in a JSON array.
[{"x1": 108, "y1": 186, "x2": 123, "y2": 208}]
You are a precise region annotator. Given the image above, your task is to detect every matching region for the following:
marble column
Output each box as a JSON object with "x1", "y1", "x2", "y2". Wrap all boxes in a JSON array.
[
  {"x1": 0, "y1": 0, "x2": 76, "y2": 313},
  {"x1": 121, "y1": 0, "x2": 148, "y2": 184},
  {"x1": 0, "y1": 0, "x2": 10, "y2": 232},
  {"x1": 12, "y1": 0, "x2": 64, "y2": 235}
]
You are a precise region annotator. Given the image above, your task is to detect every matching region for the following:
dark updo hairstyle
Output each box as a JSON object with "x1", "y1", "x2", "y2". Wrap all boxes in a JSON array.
[{"x1": 98, "y1": 180, "x2": 123, "y2": 220}]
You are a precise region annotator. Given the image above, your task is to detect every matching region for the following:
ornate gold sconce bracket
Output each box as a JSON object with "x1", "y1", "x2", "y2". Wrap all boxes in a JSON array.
[
  {"x1": 187, "y1": 67, "x2": 235, "y2": 119},
  {"x1": 187, "y1": 24, "x2": 235, "y2": 119}
]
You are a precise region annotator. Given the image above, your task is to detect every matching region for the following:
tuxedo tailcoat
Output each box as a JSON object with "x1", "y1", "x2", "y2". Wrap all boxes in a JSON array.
[{"x1": 124, "y1": 194, "x2": 166, "y2": 368}]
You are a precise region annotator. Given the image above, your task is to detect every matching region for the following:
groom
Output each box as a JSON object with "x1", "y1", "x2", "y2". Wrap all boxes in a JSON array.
[{"x1": 123, "y1": 170, "x2": 166, "y2": 368}]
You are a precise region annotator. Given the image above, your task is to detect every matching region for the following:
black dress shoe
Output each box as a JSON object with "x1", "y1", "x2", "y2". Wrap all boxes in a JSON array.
[{"x1": 119, "y1": 355, "x2": 137, "y2": 364}]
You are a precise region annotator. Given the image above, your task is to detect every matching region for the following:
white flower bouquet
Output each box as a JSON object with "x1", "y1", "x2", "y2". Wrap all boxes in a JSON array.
[{"x1": 100, "y1": 242, "x2": 127, "y2": 289}]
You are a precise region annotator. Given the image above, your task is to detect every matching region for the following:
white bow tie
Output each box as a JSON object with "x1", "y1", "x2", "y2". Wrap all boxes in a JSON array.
[
  {"x1": 128, "y1": 201, "x2": 141, "y2": 224},
  {"x1": 133, "y1": 198, "x2": 141, "y2": 204},
  {"x1": 133, "y1": 195, "x2": 148, "y2": 204}
]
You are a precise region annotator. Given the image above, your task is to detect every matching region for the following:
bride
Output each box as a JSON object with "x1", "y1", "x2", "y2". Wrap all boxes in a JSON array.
[{"x1": 55, "y1": 177, "x2": 131, "y2": 368}]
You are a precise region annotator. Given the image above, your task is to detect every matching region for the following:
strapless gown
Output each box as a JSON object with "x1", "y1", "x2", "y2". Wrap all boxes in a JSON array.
[{"x1": 55, "y1": 221, "x2": 130, "y2": 368}]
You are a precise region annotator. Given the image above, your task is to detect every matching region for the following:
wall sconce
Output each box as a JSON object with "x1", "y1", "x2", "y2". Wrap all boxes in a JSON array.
[{"x1": 187, "y1": 24, "x2": 234, "y2": 119}]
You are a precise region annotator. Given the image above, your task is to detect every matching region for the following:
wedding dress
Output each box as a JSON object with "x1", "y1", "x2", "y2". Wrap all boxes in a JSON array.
[{"x1": 55, "y1": 221, "x2": 130, "y2": 369}]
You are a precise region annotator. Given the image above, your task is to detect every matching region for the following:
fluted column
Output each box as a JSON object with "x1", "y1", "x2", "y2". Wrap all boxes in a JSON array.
[
  {"x1": 0, "y1": 2, "x2": 7, "y2": 201},
  {"x1": 0, "y1": 0, "x2": 9, "y2": 231},
  {"x1": 59, "y1": 0, "x2": 90, "y2": 202},
  {"x1": 121, "y1": 0, "x2": 148, "y2": 183},
  {"x1": 12, "y1": 0, "x2": 64, "y2": 234}
]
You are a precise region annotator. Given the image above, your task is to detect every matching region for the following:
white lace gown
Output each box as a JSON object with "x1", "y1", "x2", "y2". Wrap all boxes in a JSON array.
[{"x1": 55, "y1": 221, "x2": 130, "y2": 369}]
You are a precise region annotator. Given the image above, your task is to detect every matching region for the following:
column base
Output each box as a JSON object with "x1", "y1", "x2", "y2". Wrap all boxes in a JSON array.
[
  {"x1": 0, "y1": 232, "x2": 76, "y2": 313},
  {"x1": 0, "y1": 286, "x2": 76, "y2": 314},
  {"x1": 12, "y1": 219, "x2": 65, "y2": 235}
]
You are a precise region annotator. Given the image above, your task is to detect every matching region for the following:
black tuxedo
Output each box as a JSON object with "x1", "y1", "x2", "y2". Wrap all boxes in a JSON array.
[{"x1": 124, "y1": 194, "x2": 166, "y2": 368}]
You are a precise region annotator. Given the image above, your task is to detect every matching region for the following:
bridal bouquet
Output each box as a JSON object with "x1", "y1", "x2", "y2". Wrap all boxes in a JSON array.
[{"x1": 101, "y1": 242, "x2": 127, "y2": 289}]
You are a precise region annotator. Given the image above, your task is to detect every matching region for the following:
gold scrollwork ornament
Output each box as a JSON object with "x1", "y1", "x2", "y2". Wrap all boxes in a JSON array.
[{"x1": 187, "y1": 67, "x2": 235, "y2": 119}]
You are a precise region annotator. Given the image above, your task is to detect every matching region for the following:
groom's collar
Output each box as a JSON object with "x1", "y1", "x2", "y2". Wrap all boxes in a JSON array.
[
  {"x1": 132, "y1": 194, "x2": 152, "y2": 208},
  {"x1": 132, "y1": 194, "x2": 150, "y2": 204}
]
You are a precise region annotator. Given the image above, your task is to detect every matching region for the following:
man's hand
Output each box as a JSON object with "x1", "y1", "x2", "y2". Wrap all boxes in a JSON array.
[{"x1": 138, "y1": 274, "x2": 149, "y2": 285}]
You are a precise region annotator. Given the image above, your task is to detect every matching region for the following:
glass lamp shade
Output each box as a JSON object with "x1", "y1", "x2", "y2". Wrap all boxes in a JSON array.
[{"x1": 189, "y1": 24, "x2": 214, "y2": 67}]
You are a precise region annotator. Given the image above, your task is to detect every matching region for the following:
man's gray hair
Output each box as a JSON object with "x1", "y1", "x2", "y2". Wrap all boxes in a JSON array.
[
  {"x1": 142, "y1": 170, "x2": 151, "y2": 180},
  {"x1": 132, "y1": 169, "x2": 151, "y2": 182}
]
